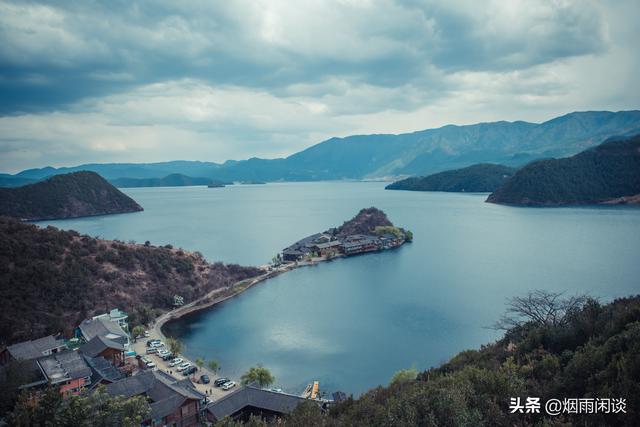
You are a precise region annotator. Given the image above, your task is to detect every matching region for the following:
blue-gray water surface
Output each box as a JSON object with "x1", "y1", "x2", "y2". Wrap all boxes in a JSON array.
[{"x1": 38, "y1": 182, "x2": 640, "y2": 396}]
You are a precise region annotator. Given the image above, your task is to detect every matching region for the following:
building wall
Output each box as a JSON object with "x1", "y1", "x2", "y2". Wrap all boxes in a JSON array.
[{"x1": 59, "y1": 377, "x2": 86, "y2": 396}]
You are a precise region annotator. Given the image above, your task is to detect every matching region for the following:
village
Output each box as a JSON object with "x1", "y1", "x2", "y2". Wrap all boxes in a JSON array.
[
  {"x1": 280, "y1": 226, "x2": 410, "y2": 264},
  {"x1": 0, "y1": 308, "x2": 320, "y2": 426}
]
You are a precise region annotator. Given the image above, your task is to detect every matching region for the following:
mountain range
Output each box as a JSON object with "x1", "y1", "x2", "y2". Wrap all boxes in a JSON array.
[{"x1": 2, "y1": 110, "x2": 640, "y2": 184}]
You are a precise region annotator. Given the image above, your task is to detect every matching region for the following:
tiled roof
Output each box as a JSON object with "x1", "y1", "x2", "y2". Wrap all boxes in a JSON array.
[
  {"x1": 207, "y1": 385, "x2": 306, "y2": 421},
  {"x1": 83, "y1": 354, "x2": 124, "y2": 384},
  {"x1": 38, "y1": 350, "x2": 92, "y2": 384},
  {"x1": 6, "y1": 335, "x2": 65, "y2": 360},
  {"x1": 79, "y1": 335, "x2": 125, "y2": 358},
  {"x1": 78, "y1": 318, "x2": 128, "y2": 345}
]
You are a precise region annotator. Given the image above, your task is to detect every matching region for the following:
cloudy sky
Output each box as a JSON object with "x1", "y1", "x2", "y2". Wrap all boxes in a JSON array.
[{"x1": 0, "y1": 0, "x2": 638, "y2": 173}]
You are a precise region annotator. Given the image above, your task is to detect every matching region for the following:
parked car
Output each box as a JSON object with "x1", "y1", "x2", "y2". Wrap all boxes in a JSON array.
[
  {"x1": 182, "y1": 366, "x2": 198, "y2": 376},
  {"x1": 146, "y1": 360, "x2": 156, "y2": 368},
  {"x1": 177, "y1": 362, "x2": 191, "y2": 372},
  {"x1": 146, "y1": 348, "x2": 158, "y2": 354},
  {"x1": 150, "y1": 341, "x2": 164, "y2": 348},
  {"x1": 160, "y1": 353, "x2": 173, "y2": 361},
  {"x1": 222, "y1": 381, "x2": 236, "y2": 391},
  {"x1": 144, "y1": 331, "x2": 150, "y2": 337},
  {"x1": 200, "y1": 375, "x2": 210, "y2": 384},
  {"x1": 169, "y1": 358, "x2": 183, "y2": 367},
  {"x1": 146, "y1": 339, "x2": 160, "y2": 348},
  {"x1": 214, "y1": 378, "x2": 230, "y2": 387}
]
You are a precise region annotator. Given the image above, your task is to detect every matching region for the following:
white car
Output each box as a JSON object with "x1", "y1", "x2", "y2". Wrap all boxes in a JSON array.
[
  {"x1": 158, "y1": 349, "x2": 170, "y2": 356},
  {"x1": 146, "y1": 361, "x2": 156, "y2": 368},
  {"x1": 222, "y1": 381, "x2": 236, "y2": 391},
  {"x1": 150, "y1": 341, "x2": 165, "y2": 348},
  {"x1": 169, "y1": 358, "x2": 183, "y2": 367},
  {"x1": 177, "y1": 362, "x2": 191, "y2": 372}
]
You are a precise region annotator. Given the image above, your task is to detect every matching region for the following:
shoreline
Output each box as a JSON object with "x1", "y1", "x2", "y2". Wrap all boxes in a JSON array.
[{"x1": 155, "y1": 244, "x2": 406, "y2": 340}]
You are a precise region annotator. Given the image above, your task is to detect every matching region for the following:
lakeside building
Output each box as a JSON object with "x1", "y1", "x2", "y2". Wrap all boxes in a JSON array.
[
  {"x1": 1, "y1": 334, "x2": 125, "y2": 395},
  {"x1": 0, "y1": 334, "x2": 67, "y2": 366},
  {"x1": 104, "y1": 370, "x2": 206, "y2": 427},
  {"x1": 77, "y1": 316, "x2": 130, "y2": 349},
  {"x1": 92, "y1": 308, "x2": 129, "y2": 331},
  {"x1": 206, "y1": 385, "x2": 309, "y2": 423},
  {"x1": 282, "y1": 230, "x2": 405, "y2": 262},
  {"x1": 79, "y1": 335, "x2": 126, "y2": 366},
  {"x1": 37, "y1": 351, "x2": 93, "y2": 396}
]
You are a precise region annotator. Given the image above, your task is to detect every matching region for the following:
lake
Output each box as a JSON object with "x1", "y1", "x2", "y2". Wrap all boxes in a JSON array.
[{"x1": 38, "y1": 182, "x2": 640, "y2": 396}]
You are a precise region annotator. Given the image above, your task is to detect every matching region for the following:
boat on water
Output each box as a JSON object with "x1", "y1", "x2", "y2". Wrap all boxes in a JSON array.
[{"x1": 301, "y1": 381, "x2": 320, "y2": 399}]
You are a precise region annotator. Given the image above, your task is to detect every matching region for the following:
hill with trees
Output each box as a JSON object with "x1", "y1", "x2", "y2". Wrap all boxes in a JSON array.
[
  {"x1": 110, "y1": 173, "x2": 231, "y2": 188},
  {"x1": 0, "y1": 217, "x2": 262, "y2": 345},
  {"x1": 386, "y1": 164, "x2": 516, "y2": 192},
  {"x1": 487, "y1": 135, "x2": 640, "y2": 206},
  {"x1": 0, "y1": 171, "x2": 143, "y2": 220},
  {"x1": 335, "y1": 207, "x2": 393, "y2": 237}
]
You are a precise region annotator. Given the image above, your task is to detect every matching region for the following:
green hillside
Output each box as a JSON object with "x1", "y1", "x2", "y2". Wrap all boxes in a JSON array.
[{"x1": 387, "y1": 164, "x2": 516, "y2": 192}]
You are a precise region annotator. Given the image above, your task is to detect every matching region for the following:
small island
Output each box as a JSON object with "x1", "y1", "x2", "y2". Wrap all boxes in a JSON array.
[{"x1": 280, "y1": 207, "x2": 412, "y2": 263}]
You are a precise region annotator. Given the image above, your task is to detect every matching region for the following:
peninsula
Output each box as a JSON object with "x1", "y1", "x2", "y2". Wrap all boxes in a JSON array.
[{"x1": 281, "y1": 207, "x2": 412, "y2": 263}]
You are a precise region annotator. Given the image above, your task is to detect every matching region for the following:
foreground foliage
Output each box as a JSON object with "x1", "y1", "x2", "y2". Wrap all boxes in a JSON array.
[{"x1": 9, "y1": 386, "x2": 150, "y2": 427}]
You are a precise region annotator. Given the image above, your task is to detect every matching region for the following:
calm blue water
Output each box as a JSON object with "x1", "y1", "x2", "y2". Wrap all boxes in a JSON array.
[{"x1": 38, "y1": 182, "x2": 640, "y2": 396}]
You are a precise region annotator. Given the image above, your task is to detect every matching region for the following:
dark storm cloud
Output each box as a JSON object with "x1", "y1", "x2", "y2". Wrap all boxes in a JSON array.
[{"x1": 0, "y1": 0, "x2": 609, "y2": 113}]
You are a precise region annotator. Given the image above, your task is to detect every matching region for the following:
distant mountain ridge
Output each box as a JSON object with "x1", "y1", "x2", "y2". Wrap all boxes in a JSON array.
[
  {"x1": 486, "y1": 134, "x2": 640, "y2": 206},
  {"x1": 386, "y1": 164, "x2": 516, "y2": 192},
  {"x1": 0, "y1": 171, "x2": 143, "y2": 220},
  {"x1": 110, "y1": 173, "x2": 231, "y2": 188},
  {"x1": 5, "y1": 110, "x2": 640, "y2": 182}
]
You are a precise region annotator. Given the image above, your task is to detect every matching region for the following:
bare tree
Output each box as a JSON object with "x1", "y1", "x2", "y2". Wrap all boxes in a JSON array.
[{"x1": 492, "y1": 290, "x2": 590, "y2": 330}]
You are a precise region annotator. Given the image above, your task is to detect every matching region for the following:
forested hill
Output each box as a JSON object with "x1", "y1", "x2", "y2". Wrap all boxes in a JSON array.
[
  {"x1": 386, "y1": 163, "x2": 516, "y2": 192},
  {"x1": 110, "y1": 173, "x2": 231, "y2": 188},
  {"x1": 0, "y1": 217, "x2": 262, "y2": 345},
  {"x1": 0, "y1": 171, "x2": 143, "y2": 220},
  {"x1": 487, "y1": 135, "x2": 640, "y2": 206}
]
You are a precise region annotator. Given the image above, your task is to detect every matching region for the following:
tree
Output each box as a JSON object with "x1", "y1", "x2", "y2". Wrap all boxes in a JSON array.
[
  {"x1": 404, "y1": 230, "x2": 413, "y2": 242},
  {"x1": 208, "y1": 359, "x2": 220, "y2": 374},
  {"x1": 390, "y1": 367, "x2": 418, "y2": 385},
  {"x1": 493, "y1": 290, "x2": 590, "y2": 330},
  {"x1": 195, "y1": 357, "x2": 205, "y2": 369},
  {"x1": 240, "y1": 364, "x2": 275, "y2": 388},
  {"x1": 166, "y1": 337, "x2": 183, "y2": 356},
  {"x1": 131, "y1": 325, "x2": 145, "y2": 342}
]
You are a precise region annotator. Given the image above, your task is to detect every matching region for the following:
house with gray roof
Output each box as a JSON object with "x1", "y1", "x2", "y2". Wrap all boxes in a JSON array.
[
  {"x1": 37, "y1": 350, "x2": 93, "y2": 396},
  {"x1": 79, "y1": 335, "x2": 126, "y2": 366},
  {"x1": 0, "y1": 335, "x2": 66, "y2": 365},
  {"x1": 206, "y1": 385, "x2": 308, "y2": 423},
  {"x1": 77, "y1": 317, "x2": 130, "y2": 349},
  {"x1": 105, "y1": 370, "x2": 205, "y2": 427}
]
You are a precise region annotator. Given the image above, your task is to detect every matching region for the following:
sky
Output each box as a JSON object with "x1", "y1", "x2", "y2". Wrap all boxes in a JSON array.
[{"x1": 0, "y1": 0, "x2": 639, "y2": 173}]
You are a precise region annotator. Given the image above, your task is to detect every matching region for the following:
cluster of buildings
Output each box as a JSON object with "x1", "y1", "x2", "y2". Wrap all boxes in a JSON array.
[
  {"x1": 0, "y1": 308, "x2": 320, "y2": 426},
  {"x1": 282, "y1": 231, "x2": 405, "y2": 262}
]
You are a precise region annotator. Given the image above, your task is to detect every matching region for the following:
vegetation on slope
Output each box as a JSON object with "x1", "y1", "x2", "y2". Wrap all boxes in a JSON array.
[
  {"x1": 487, "y1": 135, "x2": 640, "y2": 206},
  {"x1": 0, "y1": 171, "x2": 143, "y2": 220},
  {"x1": 386, "y1": 164, "x2": 516, "y2": 192},
  {"x1": 110, "y1": 173, "x2": 231, "y2": 188},
  {"x1": 335, "y1": 207, "x2": 393, "y2": 237},
  {"x1": 0, "y1": 217, "x2": 262, "y2": 345}
]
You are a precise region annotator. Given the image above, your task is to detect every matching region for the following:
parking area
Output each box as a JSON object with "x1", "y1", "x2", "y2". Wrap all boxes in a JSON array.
[{"x1": 131, "y1": 332, "x2": 236, "y2": 401}]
